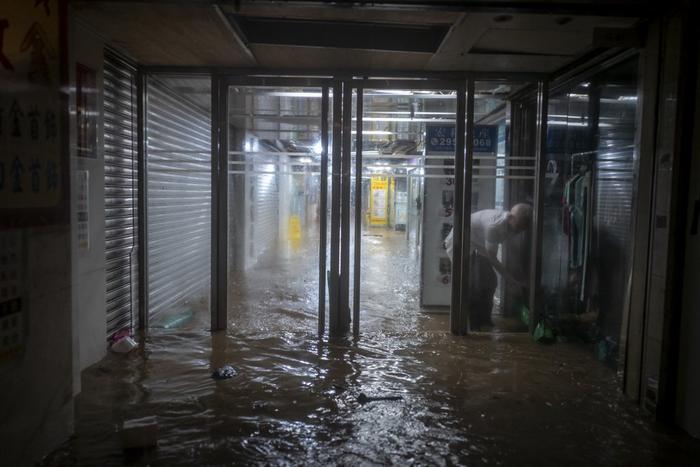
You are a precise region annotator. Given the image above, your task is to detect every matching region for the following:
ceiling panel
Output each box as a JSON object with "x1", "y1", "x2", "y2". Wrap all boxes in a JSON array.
[
  {"x1": 73, "y1": 2, "x2": 254, "y2": 66},
  {"x1": 428, "y1": 52, "x2": 570, "y2": 73},
  {"x1": 472, "y1": 29, "x2": 591, "y2": 56},
  {"x1": 72, "y1": 2, "x2": 642, "y2": 74},
  {"x1": 228, "y1": 14, "x2": 449, "y2": 53},
  {"x1": 223, "y1": 3, "x2": 458, "y2": 25},
  {"x1": 251, "y1": 45, "x2": 432, "y2": 70}
]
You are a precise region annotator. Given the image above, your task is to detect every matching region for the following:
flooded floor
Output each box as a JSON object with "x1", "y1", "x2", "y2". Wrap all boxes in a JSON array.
[
  {"x1": 44, "y1": 326, "x2": 699, "y2": 466},
  {"x1": 44, "y1": 225, "x2": 700, "y2": 466}
]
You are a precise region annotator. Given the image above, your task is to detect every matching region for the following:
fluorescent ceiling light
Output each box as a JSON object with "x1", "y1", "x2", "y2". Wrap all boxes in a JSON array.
[
  {"x1": 356, "y1": 117, "x2": 455, "y2": 123},
  {"x1": 267, "y1": 91, "x2": 323, "y2": 98},
  {"x1": 364, "y1": 111, "x2": 455, "y2": 116},
  {"x1": 352, "y1": 130, "x2": 394, "y2": 135}
]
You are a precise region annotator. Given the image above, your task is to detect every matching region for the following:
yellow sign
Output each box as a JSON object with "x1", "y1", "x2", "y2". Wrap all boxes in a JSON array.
[
  {"x1": 369, "y1": 176, "x2": 388, "y2": 225},
  {"x1": 287, "y1": 214, "x2": 302, "y2": 251},
  {"x1": 1, "y1": 0, "x2": 63, "y2": 215},
  {"x1": 288, "y1": 214, "x2": 301, "y2": 241}
]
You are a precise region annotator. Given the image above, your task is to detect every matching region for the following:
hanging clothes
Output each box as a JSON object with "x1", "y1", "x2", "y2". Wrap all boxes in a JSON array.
[
  {"x1": 561, "y1": 168, "x2": 592, "y2": 302},
  {"x1": 572, "y1": 171, "x2": 590, "y2": 269},
  {"x1": 562, "y1": 173, "x2": 580, "y2": 236}
]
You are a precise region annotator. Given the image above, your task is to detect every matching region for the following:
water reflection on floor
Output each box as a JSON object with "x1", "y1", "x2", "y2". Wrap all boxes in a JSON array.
[
  {"x1": 45, "y1": 326, "x2": 698, "y2": 466},
  {"x1": 44, "y1": 226, "x2": 699, "y2": 465}
]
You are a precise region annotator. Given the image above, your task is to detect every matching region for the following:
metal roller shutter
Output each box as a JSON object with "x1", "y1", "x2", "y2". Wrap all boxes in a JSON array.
[
  {"x1": 250, "y1": 162, "x2": 279, "y2": 263},
  {"x1": 595, "y1": 115, "x2": 636, "y2": 244},
  {"x1": 146, "y1": 77, "x2": 211, "y2": 323},
  {"x1": 103, "y1": 50, "x2": 138, "y2": 338}
]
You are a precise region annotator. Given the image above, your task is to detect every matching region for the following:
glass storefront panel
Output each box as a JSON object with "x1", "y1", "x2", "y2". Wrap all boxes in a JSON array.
[
  {"x1": 227, "y1": 86, "x2": 326, "y2": 332},
  {"x1": 351, "y1": 87, "x2": 458, "y2": 333},
  {"x1": 466, "y1": 81, "x2": 536, "y2": 332},
  {"x1": 541, "y1": 58, "x2": 640, "y2": 366}
]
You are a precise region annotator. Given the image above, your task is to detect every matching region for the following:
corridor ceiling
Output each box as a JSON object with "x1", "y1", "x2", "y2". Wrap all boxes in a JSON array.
[{"x1": 73, "y1": 0, "x2": 648, "y2": 73}]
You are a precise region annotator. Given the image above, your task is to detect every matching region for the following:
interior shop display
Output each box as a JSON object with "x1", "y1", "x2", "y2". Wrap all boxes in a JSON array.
[{"x1": 540, "y1": 58, "x2": 639, "y2": 367}]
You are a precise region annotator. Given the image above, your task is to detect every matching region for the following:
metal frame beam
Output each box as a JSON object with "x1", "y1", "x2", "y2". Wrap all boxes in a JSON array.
[
  {"x1": 82, "y1": 0, "x2": 656, "y2": 17},
  {"x1": 528, "y1": 80, "x2": 549, "y2": 333},
  {"x1": 453, "y1": 80, "x2": 470, "y2": 335},
  {"x1": 137, "y1": 67, "x2": 149, "y2": 332},
  {"x1": 143, "y1": 65, "x2": 547, "y2": 83},
  {"x1": 339, "y1": 81, "x2": 353, "y2": 336},
  {"x1": 319, "y1": 85, "x2": 330, "y2": 337},
  {"x1": 329, "y1": 81, "x2": 343, "y2": 336},
  {"x1": 353, "y1": 87, "x2": 363, "y2": 339},
  {"x1": 211, "y1": 73, "x2": 228, "y2": 331}
]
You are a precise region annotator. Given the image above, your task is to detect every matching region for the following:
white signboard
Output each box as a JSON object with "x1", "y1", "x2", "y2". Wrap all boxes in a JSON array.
[{"x1": 420, "y1": 150, "x2": 454, "y2": 308}]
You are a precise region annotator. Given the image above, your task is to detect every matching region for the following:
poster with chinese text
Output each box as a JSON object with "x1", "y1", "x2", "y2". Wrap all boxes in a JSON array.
[{"x1": 1, "y1": 0, "x2": 67, "y2": 226}]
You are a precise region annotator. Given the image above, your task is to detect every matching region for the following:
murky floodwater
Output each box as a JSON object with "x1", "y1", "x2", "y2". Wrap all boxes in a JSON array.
[
  {"x1": 44, "y1": 327, "x2": 699, "y2": 466},
  {"x1": 44, "y1": 226, "x2": 699, "y2": 465}
]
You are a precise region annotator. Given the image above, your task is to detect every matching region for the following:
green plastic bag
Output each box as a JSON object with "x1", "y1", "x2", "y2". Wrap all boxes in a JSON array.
[
  {"x1": 519, "y1": 304, "x2": 530, "y2": 327},
  {"x1": 533, "y1": 321, "x2": 555, "y2": 344}
]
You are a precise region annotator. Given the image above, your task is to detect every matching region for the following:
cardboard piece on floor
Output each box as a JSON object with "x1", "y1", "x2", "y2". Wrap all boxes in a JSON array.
[{"x1": 120, "y1": 416, "x2": 158, "y2": 449}]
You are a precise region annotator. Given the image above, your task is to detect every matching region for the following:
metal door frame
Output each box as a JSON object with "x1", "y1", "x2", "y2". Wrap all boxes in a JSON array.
[
  {"x1": 214, "y1": 76, "x2": 334, "y2": 334},
  {"x1": 342, "y1": 78, "x2": 469, "y2": 338}
]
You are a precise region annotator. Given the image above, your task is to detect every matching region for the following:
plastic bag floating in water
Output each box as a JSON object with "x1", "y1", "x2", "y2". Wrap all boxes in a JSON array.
[
  {"x1": 211, "y1": 365, "x2": 237, "y2": 380},
  {"x1": 111, "y1": 336, "x2": 138, "y2": 354}
]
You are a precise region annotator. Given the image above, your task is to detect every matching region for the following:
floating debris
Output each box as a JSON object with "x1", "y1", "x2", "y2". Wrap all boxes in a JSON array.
[{"x1": 211, "y1": 365, "x2": 237, "y2": 380}]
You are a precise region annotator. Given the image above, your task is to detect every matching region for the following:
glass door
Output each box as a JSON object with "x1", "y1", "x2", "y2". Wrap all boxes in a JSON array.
[
  {"x1": 347, "y1": 81, "x2": 466, "y2": 337},
  {"x1": 225, "y1": 80, "x2": 331, "y2": 335}
]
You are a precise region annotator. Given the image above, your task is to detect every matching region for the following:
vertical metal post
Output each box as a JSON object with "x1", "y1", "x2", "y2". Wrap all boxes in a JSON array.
[
  {"x1": 211, "y1": 74, "x2": 228, "y2": 331},
  {"x1": 625, "y1": 32, "x2": 661, "y2": 401},
  {"x1": 329, "y1": 82, "x2": 342, "y2": 336},
  {"x1": 460, "y1": 79, "x2": 475, "y2": 335},
  {"x1": 460, "y1": 80, "x2": 474, "y2": 335},
  {"x1": 340, "y1": 81, "x2": 352, "y2": 334},
  {"x1": 529, "y1": 80, "x2": 549, "y2": 333},
  {"x1": 318, "y1": 86, "x2": 329, "y2": 337},
  {"x1": 450, "y1": 82, "x2": 468, "y2": 335},
  {"x1": 353, "y1": 87, "x2": 363, "y2": 339},
  {"x1": 137, "y1": 68, "x2": 148, "y2": 332}
]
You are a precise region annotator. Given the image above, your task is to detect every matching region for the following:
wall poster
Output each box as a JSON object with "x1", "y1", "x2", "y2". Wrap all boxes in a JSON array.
[{"x1": 0, "y1": 0, "x2": 67, "y2": 226}]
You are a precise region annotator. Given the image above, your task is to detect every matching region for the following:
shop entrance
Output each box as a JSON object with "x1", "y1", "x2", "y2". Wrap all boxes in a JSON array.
[
  {"x1": 140, "y1": 75, "x2": 552, "y2": 341},
  {"x1": 224, "y1": 79, "x2": 331, "y2": 334},
  {"x1": 348, "y1": 84, "x2": 461, "y2": 335},
  {"x1": 218, "y1": 78, "x2": 470, "y2": 338},
  {"x1": 343, "y1": 80, "x2": 541, "y2": 337},
  {"x1": 216, "y1": 77, "x2": 546, "y2": 339}
]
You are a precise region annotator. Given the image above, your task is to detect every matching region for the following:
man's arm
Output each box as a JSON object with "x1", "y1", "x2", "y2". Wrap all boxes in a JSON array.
[{"x1": 471, "y1": 240, "x2": 526, "y2": 288}]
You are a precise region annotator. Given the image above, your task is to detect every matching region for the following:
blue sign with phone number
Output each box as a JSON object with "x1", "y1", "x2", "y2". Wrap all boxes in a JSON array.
[{"x1": 425, "y1": 124, "x2": 498, "y2": 153}]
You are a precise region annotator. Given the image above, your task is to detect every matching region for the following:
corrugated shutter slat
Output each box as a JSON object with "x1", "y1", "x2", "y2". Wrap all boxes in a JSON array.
[{"x1": 103, "y1": 50, "x2": 138, "y2": 338}]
